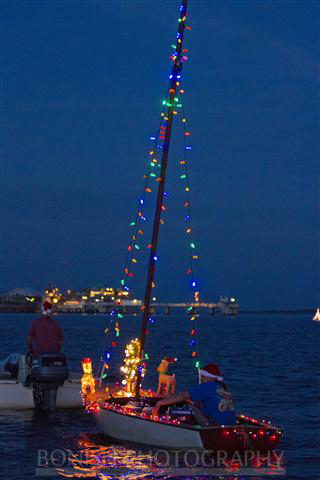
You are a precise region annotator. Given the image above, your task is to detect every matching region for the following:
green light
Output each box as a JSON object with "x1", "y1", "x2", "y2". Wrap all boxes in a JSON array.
[
  {"x1": 150, "y1": 163, "x2": 155, "y2": 167},
  {"x1": 145, "y1": 353, "x2": 149, "y2": 359},
  {"x1": 130, "y1": 222, "x2": 135, "y2": 226},
  {"x1": 135, "y1": 245, "x2": 140, "y2": 250},
  {"x1": 174, "y1": 97, "x2": 179, "y2": 101},
  {"x1": 150, "y1": 173, "x2": 156, "y2": 177},
  {"x1": 120, "y1": 280, "x2": 125, "y2": 285},
  {"x1": 180, "y1": 174, "x2": 186, "y2": 179},
  {"x1": 191, "y1": 243, "x2": 195, "y2": 248},
  {"x1": 162, "y1": 100, "x2": 166, "y2": 105},
  {"x1": 171, "y1": 44, "x2": 176, "y2": 49},
  {"x1": 177, "y1": 104, "x2": 182, "y2": 107},
  {"x1": 117, "y1": 313, "x2": 123, "y2": 318},
  {"x1": 195, "y1": 361, "x2": 200, "y2": 368},
  {"x1": 187, "y1": 306, "x2": 193, "y2": 311},
  {"x1": 102, "y1": 373, "x2": 107, "y2": 379},
  {"x1": 116, "y1": 331, "x2": 120, "y2": 337}
]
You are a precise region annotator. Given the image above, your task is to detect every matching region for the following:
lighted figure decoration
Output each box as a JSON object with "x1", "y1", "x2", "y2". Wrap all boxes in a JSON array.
[
  {"x1": 81, "y1": 358, "x2": 95, "y2": 398},
  {"x1": 120, "y1": 339, "x2": 145, "y2": 394},
  {"x1": 156, "y1": 357, "x2": 176, "y2": 395}
]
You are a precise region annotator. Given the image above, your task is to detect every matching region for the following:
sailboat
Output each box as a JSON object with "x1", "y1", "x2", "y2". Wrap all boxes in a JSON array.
[
  {"x1": 83, "y1": 0, "x2": 283, "y2": 452},
  {"x1": 313, "y1": 308, "x2": 320, "y2": 322}
]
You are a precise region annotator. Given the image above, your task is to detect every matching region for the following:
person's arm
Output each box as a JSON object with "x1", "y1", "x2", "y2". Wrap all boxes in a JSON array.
[{"x1": 152, "y1": 391, "x2": 191, "y2": 417}]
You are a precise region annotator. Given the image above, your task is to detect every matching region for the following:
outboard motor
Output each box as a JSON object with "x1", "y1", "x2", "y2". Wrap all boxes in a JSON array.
[{"x1": 31, "y1": 353, "x2": 69, "y2": 411}]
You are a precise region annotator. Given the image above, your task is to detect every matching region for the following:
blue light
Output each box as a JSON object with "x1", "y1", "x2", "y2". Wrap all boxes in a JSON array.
[
  {"x1": 140, "y1": 198, "x2": 144, "y2": 205},
  {"x1": 169, "y1": 74, "x2": 173, "y2": 79},
  {"x1": 192, "y1": 281, "x2": 196, "y2": 287},
  {"x1": 141, "y1": 216, "x2": 146, "y2": 221},
  {"x1": 185, "y1": 215, "x2": 190, "y2": 221},
  {"x1": 177, "y1": 74, "x2": 181, "y2": 79},
  {"x1": 124, "y1": 286, "x2": 129, "y2": 291},
  {"x1": 106, "y1": 353, "x2": 110, "y2": 359},
  {"x1": 154, "y1": 256, "x2": 158, "y2": 261},
  {"x1": 150, "y1": 136, "x2": 156, "y2": 140},
  {"x1": 186, "y1": 146, "x2": 192, "y2": 150},
  {"x1": 164, "y1": 191, "x2": 169, "y2": 196}
]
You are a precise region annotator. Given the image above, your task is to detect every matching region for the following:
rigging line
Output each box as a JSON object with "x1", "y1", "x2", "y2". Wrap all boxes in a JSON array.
[
  {"x1": 181, "y1": 104, "x2": 201, "y2": 365},
  {"x1": 120, "y1": 87, "x2": 171, "y2": 290},
  {"x1": 97, "y1": 90, "x2": 173, "y2": 369},
  {"x1": 96, "y1": 313, "x2": 116, "y2": 379}
]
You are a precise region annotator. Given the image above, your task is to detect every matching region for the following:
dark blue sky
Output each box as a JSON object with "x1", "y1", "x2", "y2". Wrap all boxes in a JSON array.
[{"x1": 1, "y1": 0, "x2": 318, "y2": 309}]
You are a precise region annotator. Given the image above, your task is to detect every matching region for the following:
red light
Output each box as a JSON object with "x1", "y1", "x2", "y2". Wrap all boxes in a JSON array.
[
  {"x1": 258, "y1": 430, "x2": 264, "y2": 435},
  {"x1": 270, "y1": 435, "x2": 277, "y2": 440},
  {"x1": 223, "y1": 430, "x2": 230, "y2": 436}
]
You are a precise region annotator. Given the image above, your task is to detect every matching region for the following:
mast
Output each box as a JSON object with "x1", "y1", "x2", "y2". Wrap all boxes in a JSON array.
[{"x1": 136, "y1": 0, "x2": 188, "y2": 399}]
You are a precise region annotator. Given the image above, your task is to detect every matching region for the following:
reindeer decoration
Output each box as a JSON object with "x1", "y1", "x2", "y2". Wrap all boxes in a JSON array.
[{"x1": 156, "y1": 357, "x2": 176, "y2": 395}]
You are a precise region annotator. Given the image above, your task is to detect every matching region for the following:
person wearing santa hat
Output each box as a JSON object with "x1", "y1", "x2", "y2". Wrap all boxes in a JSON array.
[
  {"x1": 152, "y1": 363, "x2": 236, "y2": 426},
  {"x1": 27, "y1": 299, "x2": 64, "y2": 354}
]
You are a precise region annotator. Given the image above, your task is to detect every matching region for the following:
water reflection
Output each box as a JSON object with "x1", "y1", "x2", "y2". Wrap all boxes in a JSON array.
[{"x1": 57, "y1": 435, "x2": 285, "y2": 480}]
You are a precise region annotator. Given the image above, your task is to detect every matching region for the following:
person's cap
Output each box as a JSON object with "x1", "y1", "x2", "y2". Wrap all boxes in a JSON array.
[
  {"x1": 41, "y1": 300, "x2": 53, "y2": 315},
  {"x1": 199, "y1": 364, "x2": 223, "y2": 381}
]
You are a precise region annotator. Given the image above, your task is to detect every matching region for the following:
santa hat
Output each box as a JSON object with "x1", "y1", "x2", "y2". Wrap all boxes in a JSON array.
[
  {"x1": 164, "y1": 357, "x2": 176, "y2": 363},
  {"x1": 199, "y1": 364, "x2": 223, "y2": 381},
  {"x1": 41, "y1": 300, "x2": 53, "y2": 315}
]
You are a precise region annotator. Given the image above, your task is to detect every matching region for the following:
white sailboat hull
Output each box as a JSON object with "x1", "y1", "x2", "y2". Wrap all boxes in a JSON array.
[
  {"x1": 95, "y1": 407, "x2": 203, "y2": 448},
  {"x1": 0, "y1": 378, "x2": 82, "y2": 410}
]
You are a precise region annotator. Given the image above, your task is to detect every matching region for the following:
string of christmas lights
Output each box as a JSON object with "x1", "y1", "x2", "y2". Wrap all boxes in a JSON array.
[
  {"x1": 179, "y1": 108, "x2": 201, "y2": 368},
  {"x1": 99, "y1": 1, "x2": 193, "y2": 381},
  {"x1": 98, "y1": 97, "x2": 172, "y2": 377}
]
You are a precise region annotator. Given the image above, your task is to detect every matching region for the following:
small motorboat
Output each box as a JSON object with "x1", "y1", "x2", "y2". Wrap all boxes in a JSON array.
[{"x1": 0, "y1": 352, "x2": 82, "y2": 410}]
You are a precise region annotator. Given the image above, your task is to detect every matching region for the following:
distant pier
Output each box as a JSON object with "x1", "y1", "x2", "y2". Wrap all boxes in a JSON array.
[
  {"x1": 57, "y1": 302, "x2": 220, "y2": 315},
  {"x1": 0, "y1": 289, "x2": 239, "y2": 315}
]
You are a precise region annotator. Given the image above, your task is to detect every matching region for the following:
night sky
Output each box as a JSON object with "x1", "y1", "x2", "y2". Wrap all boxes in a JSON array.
[{"x1": 1, "y1": 0, "x2": 318, "y2": 309}]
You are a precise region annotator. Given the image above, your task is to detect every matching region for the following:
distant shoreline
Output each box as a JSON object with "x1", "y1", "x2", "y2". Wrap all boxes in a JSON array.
[{"x1": 0, "y1": 308, "x2": 315, "y2": 315}]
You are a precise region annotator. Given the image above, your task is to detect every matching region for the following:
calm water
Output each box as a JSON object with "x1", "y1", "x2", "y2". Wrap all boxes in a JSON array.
[{"x1": 0, "y1": 313, "x2": 319, "y2": 479}]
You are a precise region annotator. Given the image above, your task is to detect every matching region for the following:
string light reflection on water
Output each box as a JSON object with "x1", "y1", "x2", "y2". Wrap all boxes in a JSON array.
[
  {"x1": 56, "y1": 436, "x2": 285, "y2": 479},
  {"x1": 58, "y1": 439, "x2": 156, "y2": 479}
]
